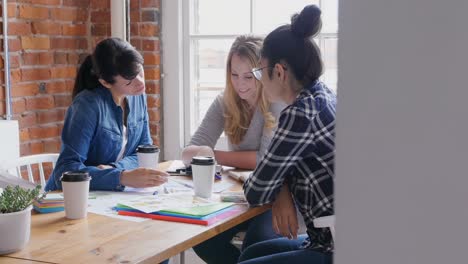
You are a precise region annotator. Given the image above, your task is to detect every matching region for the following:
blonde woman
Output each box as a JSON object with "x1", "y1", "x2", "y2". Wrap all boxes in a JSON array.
[
  {"x1": 182, "y1": 36, "x2": 283, "y2": 169},
  {"x1": 185, "y1": 36, "x2": 283, "y2": 264}
]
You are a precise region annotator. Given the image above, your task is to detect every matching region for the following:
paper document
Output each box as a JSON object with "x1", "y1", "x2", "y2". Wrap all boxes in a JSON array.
[
  {"x1": 227, "y1": 171, "x2": 252, "y2": 182},
  {"x1": 0, "y1": 170, "x2": 37, "y2": 190},
  {"x1": 119, "y1": 193, "x2": 217, "y2": 214}
]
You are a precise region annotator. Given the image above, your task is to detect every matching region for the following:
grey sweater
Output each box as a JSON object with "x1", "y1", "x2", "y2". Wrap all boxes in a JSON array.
[{"x1": 189, "y1": 94, "x2": 285, "y2": 161}]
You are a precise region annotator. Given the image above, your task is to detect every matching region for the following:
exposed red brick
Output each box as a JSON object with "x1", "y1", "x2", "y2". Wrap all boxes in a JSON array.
[
  {"x1": 29, "y1": 125, "x2": 60, "y2": 140},
  {"x1": 8, "y1": 21, "x2": 31, "y2": 35},
  {"x1": 9, "y1": 54, "x2": 20, "y2": 68},
  {"x1": 63, "y1": 0, "x2": 90, "y2": 7},
  {"x1": 54, "y1": 94, "x2": 72, "y2": 108},
  {"x1": 62, "y1": 24, "x2": 87, "y2": 36},
  {"x1": 43, "y1": 138, "x2": 61, "y2": 153},
  {"x1": 26, "y1": 96, "x2": 55, "y2": 111},
  {"x1": 141, "y1": 0, "x2": 159, "y2": 8},
  {"x1": 142, "y1": 39, "x2": 160, "y2": 51},
  {"x1": 30, "y1": 0, "x2": 61, "y2": 5},
  {"x1": 130, "y1": 0, "x2": 140, "y2": 10},
  {"x1": 91, "y1": 24, "x2": 109, "y2": 36},
  {"x1": 148, "y1": 108, "x2": 160, "y2": 122},
  {"x1": 90, "y1": 11, "x2": 110, "y2": 23},
  {"x1": 146, "y1": 95, "x2": 160, "y2": 107},
  {"x1": 50, "y1": 67, "x2": 76, "y2": 79},
  {"x1": 142, "y1": 10, "x2": 159, "y2": 22},
  {"x1": 31, "y1": 21, "x2": 61, "y2": 35},
  {"x1": 143, "y1": 53, "x2": 160, "y2": 65},
  {"x1": 21, "y1": 68, "x2": 51, "y2": 82},
  {"x1": 50, "y1": 8, "x2": 88, "y2": 21},
  {"x1": 90, "y1": 0, "x2": 109, "y2": 9},
  {"x1": 8, "y1": 38, "x2": 22, "y2": 52},
  {"x1": 37, "y1": 109, "x2": 66, "y2": 124},
  {"x1": 11, "y1": 83, "x2": 38, "y2": 97},
  {"x1": 16, "y1": 112, "x2": 37, "y2": 128},
  {"x1": 22, "y1": 52, "x2": 54, "y2": 66},
  {"x1": 130, "y1": 11, "x2": 140, "y2": 23},
  {"x1": 12, "y1": 98, "x2": 26, "y2": 113},
  {"x1": 30, "y1": 141, "x2": 45, "y2": 154},
  {"x1": 21, "y1": 36, "x2": 50, "y2": 50},
  {"x1": 145, "y1": 81, "x2": 160, "y2": 94},
  {"x1": 7, "y1": 3, "x2": 17, "y2": 18},
  {"x1": 19, "y1": 128, "x2": 30, "y2": 142},
  {"x1": 67, "y1": 53, "x2": 80, "y2": 65},
  {"x1": 19, "y1": 5, "x2": 49, "y2": 20},
  {"x1": 144, "y1": 67, "x2": 160, "y2": 81},
  {"x1": 50, "y1": 38, "x2": 87, "y2": 50},
  {"x1": 149, "y1": 123, "x2": 160, "y2": 135},
  {"x1": 47, "y1": 81, "x2": 68, "y2": 94},
  {"x1": 139, "y1": 24, "x2": 159, "y2": 37}
]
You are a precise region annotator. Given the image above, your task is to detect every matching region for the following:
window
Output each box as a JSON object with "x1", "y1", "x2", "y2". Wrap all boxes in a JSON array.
[
  {"x1": 161, "y1": 0, "x2": 338, "y2": 159},
  {"x1": 187, "y1": 0, "x2": 338, "y2": 139}
]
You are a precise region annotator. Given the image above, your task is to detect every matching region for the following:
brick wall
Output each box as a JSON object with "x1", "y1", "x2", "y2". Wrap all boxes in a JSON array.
[{"x1": 0, "y1": 0, "x2": 162, "y2": 160}]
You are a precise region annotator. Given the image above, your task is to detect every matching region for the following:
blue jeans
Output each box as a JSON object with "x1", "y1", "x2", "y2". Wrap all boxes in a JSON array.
[
  {"x1": 238, "y1": 235, "x2": 332, "y2": 264},
  {"x1": 192, "y1": 210, "x2": 280, "y2": 264}
]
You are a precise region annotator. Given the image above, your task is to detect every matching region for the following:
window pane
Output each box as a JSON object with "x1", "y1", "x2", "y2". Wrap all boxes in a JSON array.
[
  {"x1": 252, "y1": 0, "x2": 320, "y2": 35},
  {"x1": 191, "y1": 0, "x2": 251, "y2": 35},
  {"x1": 320, "y1": 37, "x2": 338, "y2": 92},
  {"x1": 321, "y1": 0, "x2": 339, "y2": 33},
  {"x1": 191, "y1": 38, "x2": 234, "y2": 131}
]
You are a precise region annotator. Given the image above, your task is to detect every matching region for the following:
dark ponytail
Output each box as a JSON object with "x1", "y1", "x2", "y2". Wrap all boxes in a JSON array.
[
  {"x1": 261, "y1": 4, "x2": 323, "y2": 89},
  {"x1": 72, "y1": 37, "x2": 144, "y2": 99},
  {"x1": 72, "y1": 55, "x2": 100, "y2": 99}
]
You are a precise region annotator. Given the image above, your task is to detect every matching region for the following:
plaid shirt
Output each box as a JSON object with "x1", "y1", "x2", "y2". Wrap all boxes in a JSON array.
[{"x1": 243, "y1": 81, "x2": 336, "y2": 252}]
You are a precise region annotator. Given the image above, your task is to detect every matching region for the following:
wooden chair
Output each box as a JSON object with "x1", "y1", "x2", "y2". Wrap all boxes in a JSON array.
[{"x1": 1, "y1": 153, "x2": 59, "y2": 190}]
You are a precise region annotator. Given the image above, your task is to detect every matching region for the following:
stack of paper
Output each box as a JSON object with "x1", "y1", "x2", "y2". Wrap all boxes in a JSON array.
[
  {"x1": 114, "y1": 193, "x2": 237, "y2": 225},
  {"x1": 33, "y1": 193, "x2": 64, "y2": 213}
]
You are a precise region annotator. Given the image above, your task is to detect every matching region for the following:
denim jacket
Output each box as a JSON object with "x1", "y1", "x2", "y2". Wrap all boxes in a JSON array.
[{"x1": 45, "y1": 86, "x2": 152, "y2": 191}]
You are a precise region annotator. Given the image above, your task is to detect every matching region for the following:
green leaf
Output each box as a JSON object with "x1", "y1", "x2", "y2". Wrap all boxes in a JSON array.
[{"x1": 0, "y1": 185, "x2": 41, "y2": 214}]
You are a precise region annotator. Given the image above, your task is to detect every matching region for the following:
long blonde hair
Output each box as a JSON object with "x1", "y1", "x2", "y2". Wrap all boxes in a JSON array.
[{"x1": 224, "y1": 35, "x2": 275, "y2": 145}]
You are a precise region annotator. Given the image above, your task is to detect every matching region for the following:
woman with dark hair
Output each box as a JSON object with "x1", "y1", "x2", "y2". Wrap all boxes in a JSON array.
[
  {"x1": 45, "y1": 37, "x2": 169, "y2": 192},
  {"x1": 239, "y1": 5, "x2": 336, "y2": 264}
]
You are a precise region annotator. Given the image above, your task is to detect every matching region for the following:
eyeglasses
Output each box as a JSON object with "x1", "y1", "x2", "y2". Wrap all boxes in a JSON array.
[
  {"x1": 251, "y1": 66, "x2": 270, "y2": 81},
  {"x1": 251, "y1": 65, "x2": 288, "y2": 81}
]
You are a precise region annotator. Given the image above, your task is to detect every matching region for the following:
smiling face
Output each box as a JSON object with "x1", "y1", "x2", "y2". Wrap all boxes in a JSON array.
[{"x1": 230, "y1": 53, "x2": 258, "y2": 106}]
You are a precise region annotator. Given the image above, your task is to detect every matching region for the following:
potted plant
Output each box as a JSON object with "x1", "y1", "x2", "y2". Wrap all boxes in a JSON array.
[{"x1": 0, "y1": 185, "x2": 41, "y2": 254}]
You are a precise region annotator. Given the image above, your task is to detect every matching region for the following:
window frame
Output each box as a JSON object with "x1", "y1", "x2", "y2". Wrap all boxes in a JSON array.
[{"x1": 161, "y1": 0, "x2": 337, "y2": 160}]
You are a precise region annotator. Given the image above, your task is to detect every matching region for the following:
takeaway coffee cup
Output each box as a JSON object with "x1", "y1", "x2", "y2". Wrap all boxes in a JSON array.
[
  {"x1": 137, "y1": 145, "x2": 159, "y2": 169},
  {"x1": 60, "y1": 171, "x2": 91, "y2": 219},
  {"x1": 191, "y1": 156, "x2": 216, "y2": 198}
]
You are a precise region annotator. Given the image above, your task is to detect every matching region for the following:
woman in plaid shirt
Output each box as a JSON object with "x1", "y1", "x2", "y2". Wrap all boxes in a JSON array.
[{"x1": 240, "y1": 5, "x2": 335, "y2": 264}]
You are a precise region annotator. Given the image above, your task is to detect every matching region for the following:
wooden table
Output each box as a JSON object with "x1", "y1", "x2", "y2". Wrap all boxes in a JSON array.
[
  {"x1": 0, "y1": 257, "x2": 50, "y2": 263},
  {"x1": 2, "y1": 162, "x2": 268, "y2": 264}
]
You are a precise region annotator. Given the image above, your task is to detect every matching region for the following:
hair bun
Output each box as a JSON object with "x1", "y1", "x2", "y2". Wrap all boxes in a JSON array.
[{"x1": 291, "y1": 5, "x2": 322, "y2": 38}]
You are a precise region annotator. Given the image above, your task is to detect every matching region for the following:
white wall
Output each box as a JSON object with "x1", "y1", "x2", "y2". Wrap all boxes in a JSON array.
[
  {"x1": 0, "y1": 121, "x2": 19, "y2": 164},
  {"x1": 336, "y1": 0, "x2": 468, "y2": 263}
]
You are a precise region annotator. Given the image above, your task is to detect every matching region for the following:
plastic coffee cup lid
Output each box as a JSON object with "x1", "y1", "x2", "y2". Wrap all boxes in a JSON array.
[
  {"x1": 60, "y1": 171, "x2": 91, "y2": 182},
  {"x1": 191, "y1": 156, "x2": 215, "y2": 165},
  {"x1": 137, "y1": 144, "x2": 160, "y2": 153}
]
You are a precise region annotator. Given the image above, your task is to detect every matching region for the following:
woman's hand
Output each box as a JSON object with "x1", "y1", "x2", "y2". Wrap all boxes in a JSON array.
[
  {"x1": 181, "y1": 145, "x2": 215, "y2": 166},
  {"x1": 120, "y1": 168, "x2": 169, "y2": 188},
  {"x1": 272, "y1": 184, "x2": 299, "y2": 239}
]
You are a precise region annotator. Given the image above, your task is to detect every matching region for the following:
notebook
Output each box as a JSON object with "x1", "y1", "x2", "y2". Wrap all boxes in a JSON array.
[{"x1": 117, "y1": 205, "x2": 242, "y2": 226}]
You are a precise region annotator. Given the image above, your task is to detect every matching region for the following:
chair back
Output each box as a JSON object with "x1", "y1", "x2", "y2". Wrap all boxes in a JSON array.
[{"x1": 1, "y1": 154, "x2": 59, "y2": 190}]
